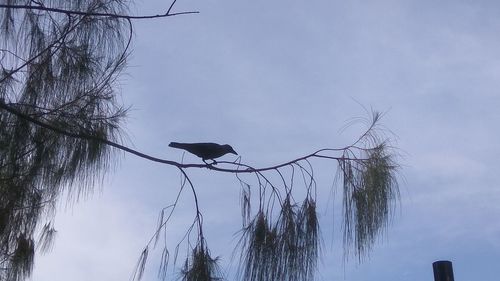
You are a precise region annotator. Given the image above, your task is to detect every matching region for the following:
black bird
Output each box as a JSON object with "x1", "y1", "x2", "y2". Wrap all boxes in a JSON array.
[{"x1": 169, "y1": 142, "x2": 238, "y2": 163}]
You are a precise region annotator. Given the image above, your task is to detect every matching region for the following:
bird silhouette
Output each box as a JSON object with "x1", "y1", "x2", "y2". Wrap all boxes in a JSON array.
[{"x1": 169, "y1": 142, "x2": 238, "y2": 163}]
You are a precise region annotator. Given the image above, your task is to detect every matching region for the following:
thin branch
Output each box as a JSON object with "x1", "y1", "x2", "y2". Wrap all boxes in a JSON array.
[
  {"x1": 0, "y1": 100, "x2": 179, "y2": 166},
  {"x1": 177, "y1": 167, "x2": 204, "y2": 238},
  {"x1": 0, "y1": 14, "x2": 79, "y2": 84},
  {"x1": 0, "y1": 4, "x2": 199, "y2": 19},
  {"x1": 0, "y1": 99, "x2": 374, "y2": 174},
  {"x1": 0, "y1": 48, "x2": 28, "y2": 62}
]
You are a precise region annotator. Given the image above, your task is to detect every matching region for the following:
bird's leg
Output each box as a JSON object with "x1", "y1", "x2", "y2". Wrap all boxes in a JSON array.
[{"x1": 203, "y1": 159, "x2": 217, "y2": 165}]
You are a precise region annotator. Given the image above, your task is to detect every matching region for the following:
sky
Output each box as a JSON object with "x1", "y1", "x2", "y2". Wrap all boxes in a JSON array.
[{"x1": 29, "y1": 0, "x2": 500, "y2": 280}]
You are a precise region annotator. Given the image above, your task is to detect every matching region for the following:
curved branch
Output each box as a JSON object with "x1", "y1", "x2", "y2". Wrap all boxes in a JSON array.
[
  {"x1": 177, "y1": 167, "x2": 204, "y2": 238},
  {"x1": 0, "y1": 100, "x2": 179, "y2": 166},
  {"x1": 0, "y1": 99, "x2": 375, "y2": 173}
]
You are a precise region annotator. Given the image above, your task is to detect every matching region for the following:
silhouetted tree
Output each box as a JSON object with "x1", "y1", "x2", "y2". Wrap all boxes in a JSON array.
[
  {"x1": 0, "y1": 1, "x2": 129, "y2": 280},
  {"x1": 0, "y1": 2, "x2": 400, "y2": 281}
]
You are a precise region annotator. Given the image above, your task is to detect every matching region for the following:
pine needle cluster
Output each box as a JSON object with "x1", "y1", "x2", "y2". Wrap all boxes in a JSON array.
[
  {"x1": 340, "y1": 142, "x2": 400, "y2": 259},
  {"x1": 238, "y1": 196, "x2": 320, "y2": 281},
  {"x1": 0, "y1": 1, "x2": 129, "y2": 279},
  {"x1": 180, "y1": 240, "x2": 223, "y2": 281}
]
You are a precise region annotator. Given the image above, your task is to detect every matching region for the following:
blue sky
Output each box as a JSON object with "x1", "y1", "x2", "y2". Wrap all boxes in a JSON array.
[{"x1": 30, "y1": 1, "x2": 500, "y2": 280}]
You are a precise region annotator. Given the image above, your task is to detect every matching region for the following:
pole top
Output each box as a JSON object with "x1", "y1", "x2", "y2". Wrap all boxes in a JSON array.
[{"x1": 433, "y1": 260, "x2": 454, "y2": 281}]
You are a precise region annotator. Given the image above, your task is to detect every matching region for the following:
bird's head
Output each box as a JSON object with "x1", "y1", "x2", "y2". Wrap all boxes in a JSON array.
[{"x1": 223, "y1": 144, "x2": 238, "y2": 155}]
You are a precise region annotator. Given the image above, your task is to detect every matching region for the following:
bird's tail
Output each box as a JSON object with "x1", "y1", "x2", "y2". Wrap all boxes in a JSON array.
[{"x1": 169, "y1": 142, "x2": 186, "y2": 149}]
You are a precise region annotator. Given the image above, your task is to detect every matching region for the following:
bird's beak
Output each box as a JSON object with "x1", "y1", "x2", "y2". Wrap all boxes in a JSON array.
[{"x1": 231, "y1": 149, "x2": 238, "y2": 155}]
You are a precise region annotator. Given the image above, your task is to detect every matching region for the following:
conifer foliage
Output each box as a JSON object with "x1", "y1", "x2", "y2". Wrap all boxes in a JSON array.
[
  {"x1": 0, "y1": 2, "x2": 401, "y2": 281},
  {"x1": 0, "y1": 1, "x2": 128, "y2": 279}
]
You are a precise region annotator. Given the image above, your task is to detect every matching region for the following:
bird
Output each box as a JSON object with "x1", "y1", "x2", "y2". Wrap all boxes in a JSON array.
[{"x1": 169, "y1": 142, "x2": 238, "y2": 163}]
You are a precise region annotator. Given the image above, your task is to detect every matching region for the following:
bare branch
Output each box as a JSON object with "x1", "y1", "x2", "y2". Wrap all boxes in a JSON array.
[
  {"x1": 0, "y1": 4, "x2": 199, "y2": 19},
  {"x1": 0, "y1": 99, "x2": 375, "y2": 173}
]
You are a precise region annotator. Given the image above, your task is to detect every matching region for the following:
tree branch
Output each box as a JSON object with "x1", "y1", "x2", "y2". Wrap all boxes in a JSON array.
[
  {"x1": 0, "y1": 98, "x2": 373, "y2": 176},
  {"x1": 0, "y1": 4, "x2": 199, "y2": 19}
]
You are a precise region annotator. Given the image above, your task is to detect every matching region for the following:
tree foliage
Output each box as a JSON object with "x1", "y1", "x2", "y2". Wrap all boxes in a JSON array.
[
  {"x1": 0, "y1": 2, "x2": 401, "y2": 281},
  {"x1": 0, "y1": 1, "x2": 128, "y2": 280},
  {"x1": 145, "y1": 111, "x2": 400, "y2": 281}
]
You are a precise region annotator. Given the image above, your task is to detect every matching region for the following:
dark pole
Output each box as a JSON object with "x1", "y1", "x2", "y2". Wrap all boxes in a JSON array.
[{"x1": 433, "y1": 260, "x2": 455, "y2": 281}]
